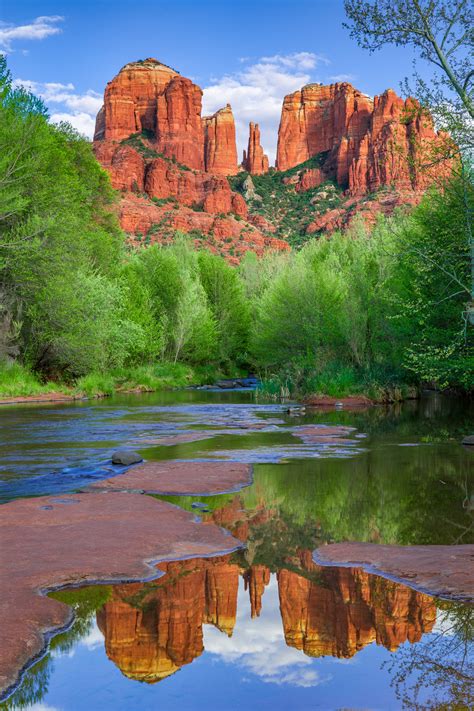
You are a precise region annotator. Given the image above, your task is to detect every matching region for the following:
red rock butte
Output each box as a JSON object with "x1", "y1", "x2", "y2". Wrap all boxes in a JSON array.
[
  {"x1": 276, "y1": 81, "x2": 452, "y2": 194},
  {"x1": 93, "y1": 58, "x2": 288, "y2": 262},
  {"x1": 93, "y1": 59, "x2": 453, "y2": 258}
]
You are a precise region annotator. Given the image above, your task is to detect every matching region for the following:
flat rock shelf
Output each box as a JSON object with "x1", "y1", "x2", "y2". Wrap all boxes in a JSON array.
[
  {"x1": 313, "y1": 542, "x2": 474, "y2": 601},
  {"x1": 88, "y1": 461, "x2": 254, "y2": 496},
  {"x1": 0, "y1": 493, "x2": 242, "y2": 699}
]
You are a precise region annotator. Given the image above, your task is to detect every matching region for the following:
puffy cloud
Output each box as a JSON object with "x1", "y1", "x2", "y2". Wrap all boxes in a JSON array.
[
  {"x1": 49, "y1": 111, "x2": 97, "y2": 137},
  {"x1": 0, "y1": 16, "x2": 64, "y2": 52},
  {"x1": 13, "y1": 79, "x2": 101, "y2": 139},
  {"x1": 202, "y1": 52, "x2": 328, "y2": 164}
]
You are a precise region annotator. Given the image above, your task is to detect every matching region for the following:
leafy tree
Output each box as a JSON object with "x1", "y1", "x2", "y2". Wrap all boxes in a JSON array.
[{"x1": 198, "y1": 249, "x2": 250, "y2": 365}]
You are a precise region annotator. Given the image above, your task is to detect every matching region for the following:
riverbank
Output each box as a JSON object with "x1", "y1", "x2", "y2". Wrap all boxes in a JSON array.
[{"x1": 0, "y1": 361, "x2": 244, "y2": 405}]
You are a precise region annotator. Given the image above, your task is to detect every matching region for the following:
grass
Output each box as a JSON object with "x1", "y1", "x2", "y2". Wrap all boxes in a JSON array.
[
  {"x1": 0, "y1": 359, "x2": 242, "y2": 401},
  {"x1": 0, "y1": 361, "x2": 63, "y2": 397},
  {"x1": 74, "y1": 362, "x2": 245, "y2": 398},
  {"x1": 257, "y1": 362, "x2": 416, "y2": 402}
]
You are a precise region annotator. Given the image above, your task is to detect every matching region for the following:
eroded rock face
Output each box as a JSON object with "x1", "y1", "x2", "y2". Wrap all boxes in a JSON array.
[
  {"x1": 278, "y1": 551, "x2": 436, "y2": 658},
  {"x1": 203, "y1": 105, "x2": 239, "y2": 175},
  {"x1": 93, "y1": 58, "x2": 288, "y2": 259},
  {"x1": 243, "y1": 122, "x2": 269, "y2": 175},
  {"x1": 276, "y1": 82, "x2": 452, "y2": 194}
]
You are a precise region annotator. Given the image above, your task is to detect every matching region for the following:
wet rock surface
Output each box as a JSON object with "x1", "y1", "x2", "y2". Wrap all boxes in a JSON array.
[
  {"x1": 0, "y1": 493, "x2": 242, "y2": 698},
  {"x1": 88, "y1": 461, "x2": 253, "y2": 495},
  {"x1": 313, "y1": 542, "x2": 474, "y2": 601}
]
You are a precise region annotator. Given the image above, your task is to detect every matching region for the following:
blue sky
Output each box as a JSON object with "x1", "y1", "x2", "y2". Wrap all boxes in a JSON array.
[{"x1": 1, "y1": 0, "x2": 420, "y2": 162}]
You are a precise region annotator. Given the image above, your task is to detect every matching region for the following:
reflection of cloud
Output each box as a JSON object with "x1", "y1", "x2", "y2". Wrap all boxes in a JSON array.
[
  {"x1": 22, "y1": 703, "x2": 63, "y2": 711},
  {"x1": 12, "y1": 79, "x2": 101, "y2": 139},
  {"x1": 204, "y1": 575, "x2": 331, "y2": 688},
  {"x1": 80, "y1": 622, "x2": 105, "y2": 650},
  {"x1": 202, "y1": 53, "x2": 328, "y2": 164}
]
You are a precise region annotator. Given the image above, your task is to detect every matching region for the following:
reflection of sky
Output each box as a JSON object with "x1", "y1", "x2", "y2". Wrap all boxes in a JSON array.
[
  {"x1": 204, "y1": 575, "x2": 331, "y2": 687},
  {"x1": 9, "y1": 578, "x2": 429, "y2": 711}
]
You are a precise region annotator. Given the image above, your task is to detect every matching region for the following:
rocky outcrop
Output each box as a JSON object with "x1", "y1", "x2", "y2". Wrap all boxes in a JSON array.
[
  {"x1": 243, "y1": 123, "x2": 269, "y2": 174},
  {"x1": 93, "y1": 58, "x2": 291, "y2": 260},
  {"x1": 276, "y1": 82, "x2": 452, "y2": 194},
  {"x1": 94, "y1": 58, "x2": 179, "y2": 142},
  {"x1": 94, "y1": 58, "x2": 237, "y2": 174},
  {"x1": 203, "y1": 105, "x2": 239, "y2": 175}
]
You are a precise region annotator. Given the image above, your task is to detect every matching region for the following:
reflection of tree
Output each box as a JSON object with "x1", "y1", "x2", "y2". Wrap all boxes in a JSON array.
[
  {"x1": 0, "y1": 657, "x2": 50, "y2": 711},
  {"x1": 0, "y1": 585, "x2": 111, "y2": 711},
  {"x1": 385, "y1": 601, "x2": 474, "y2": 709}
]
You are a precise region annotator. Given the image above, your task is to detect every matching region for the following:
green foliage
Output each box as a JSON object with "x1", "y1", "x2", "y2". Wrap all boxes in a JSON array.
[
  {"x1": 387, "y1": 173, "x2": 474, "y2": 389},
  {"x1": 229, "y1": 154, "x2": 344, "y2": 246},
  {"x1": 0, "y1": 361, "x2": 59, "y2": 397},
  {"x1": 198, "y1": 250, "x2": 250, "y2": 365}
]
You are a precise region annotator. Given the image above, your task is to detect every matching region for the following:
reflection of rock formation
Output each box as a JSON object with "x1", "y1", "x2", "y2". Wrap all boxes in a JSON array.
[
  {"x1": 278, "y1": 551, "x2": 436, "y2": 658},
  {"x1": 97, "y1": 556, "x2": 239, "y2": 682},
  {"x1": 96, "y1": 498, "x2": 438, "y2": 681},
  {"x1": 243, "y1": 565, "x2": 271, "y2": 618}
]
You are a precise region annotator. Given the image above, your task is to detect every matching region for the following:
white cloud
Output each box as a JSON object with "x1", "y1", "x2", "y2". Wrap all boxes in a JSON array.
[
  {"x1": 204, "y1": 575, "x2": 331, "y2": 688},
  {"x1": 202, "y1": 52, "x2": 327, "y2": 164},
  {"x1": 327, "y1": 73, "x2": 357, "y2": 83},
  {"x1": 13, "y1": 78, "x2": 101, "y2": 139},
  {"x1": 260, "y1": 52, "x2": 329, "y2": 70},
  {"x1": 49, "y1": 111, "x2": 97, "y2": 137},
  {"x1": 0, "y1": 16, "x2": 63, "y2": 52}
]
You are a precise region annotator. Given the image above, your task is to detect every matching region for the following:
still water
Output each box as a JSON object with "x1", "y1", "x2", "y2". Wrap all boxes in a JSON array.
[{"x1": 1, "y1": 390, "x2": 473, "y2": 710}]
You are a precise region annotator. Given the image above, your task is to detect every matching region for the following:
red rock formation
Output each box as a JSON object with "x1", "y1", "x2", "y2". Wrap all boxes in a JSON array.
[
  {"x1": 203, "y1": 105, "x2": 239, "y2": 175},
  {"x1": 278, "y1": 551, "x2": 436, "y2": 658},
  {"x1": 243, "y1": 122, "x2": 269, "y2": 174},
  {"x1": 118, "y1": 194, "x2": 289, "y2": 266},
  {"x1": 276, "y1": 82, "x2": 452, "y2": 195},
  {"x1": 95, "y1": 58, "x2": 238, "y2": 174},
  {"x1": 95, "y1": 58, "x2": 179, "y2": 142},
  {"x1": 97, "y1": 556, "x2": 239, "y2": 682},
  {"x1": 93, "y1": 59, "x2": 289, "y2": 260}
]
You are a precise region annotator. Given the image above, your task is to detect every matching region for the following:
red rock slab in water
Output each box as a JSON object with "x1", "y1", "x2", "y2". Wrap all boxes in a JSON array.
[
  {"x1": 293, "y1": 425, "x2": 358, "y2": 445},
  {"x1": 89, "y1": 461, "x2": 253, "y2": 496},
  {"x1": 313, "y1": 542, "x2": 474, "y2": 602},
  {"x1": 0, "y1": 493, "x2": 242, "y2": 699}
]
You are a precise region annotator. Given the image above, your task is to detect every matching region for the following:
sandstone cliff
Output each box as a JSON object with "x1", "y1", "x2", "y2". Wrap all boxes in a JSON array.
[
  {"x1": 203, "y1": 104, "x2": 239, "y2": 175},
  {"x1": 93, "y1": 58, "x2": 288, "y2": 260},
  {"x1": 276, "y1": 82, "x2": 452, "y2": 195},
  {"x1": 94, "y1": 61, "x2": 453, "y2": 256}
]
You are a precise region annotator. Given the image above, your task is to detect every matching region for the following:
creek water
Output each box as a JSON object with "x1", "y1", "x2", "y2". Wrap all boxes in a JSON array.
[{"x1": 1, "y1": 390, "x2": 473, "y2": 710}]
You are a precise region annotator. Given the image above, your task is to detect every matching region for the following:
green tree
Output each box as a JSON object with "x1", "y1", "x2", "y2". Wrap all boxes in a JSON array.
[{"x1": 198, "y1": 250, "x2": 250, "y2": 365}]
